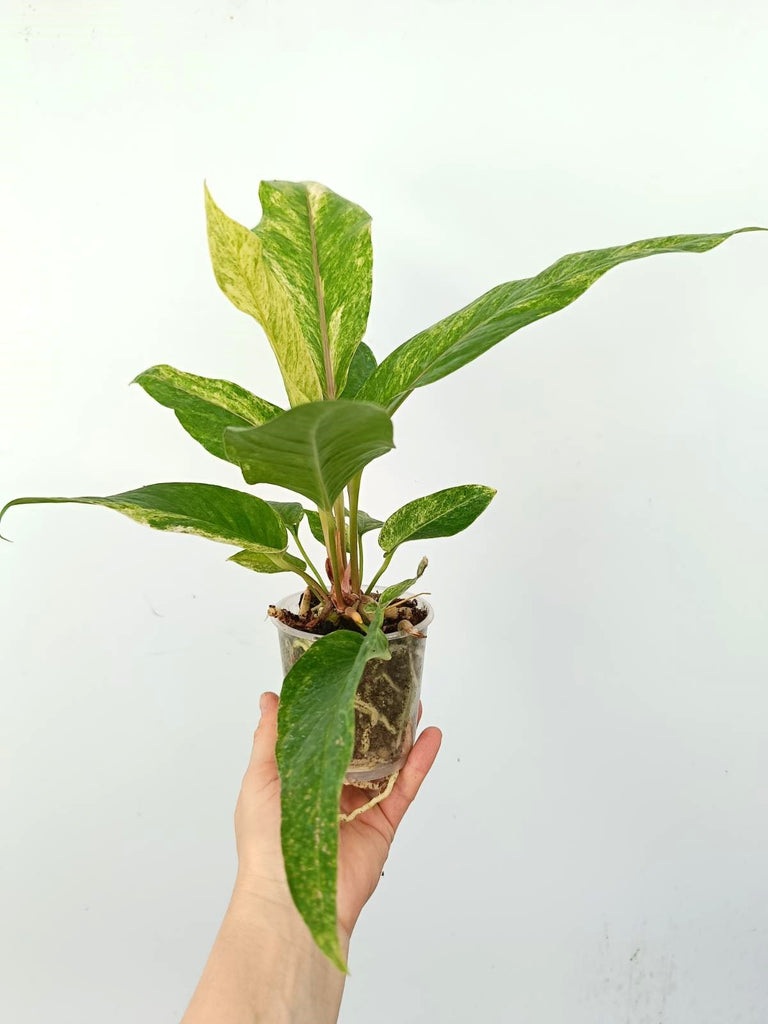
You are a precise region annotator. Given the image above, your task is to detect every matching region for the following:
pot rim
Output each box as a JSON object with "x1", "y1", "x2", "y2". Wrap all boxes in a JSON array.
[{"x1": 270, "y1": 591, "x2": 434, "y2": 642}]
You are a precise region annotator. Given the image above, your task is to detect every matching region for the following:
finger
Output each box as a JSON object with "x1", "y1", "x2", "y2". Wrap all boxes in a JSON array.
[
  {"x1": 380, "y1": 725, "x2": 442, "y2": 833},
  {"x1": 247, "y1": 691, "x2": 280, "y2": 772}
]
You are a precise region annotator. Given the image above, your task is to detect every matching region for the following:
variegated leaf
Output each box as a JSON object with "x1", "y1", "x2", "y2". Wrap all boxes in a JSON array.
[
  {"x1": 205, "y1": 184, "x2": 323, "y2": 406},
  {"x1": 223, "y1": 400, "x2": 394, "y2": 509},
  {"x1": 205, "y1": 181, "x2": 372, "y2": 404},
  {"x1": 228, "y1": 548, "x2": 307, "y2": 574},
  {"x1": 0, "y1": 483, "x2": 287, "y2": 551},
  {"x1": 276, "y1": 624, "x2": 390, "y2": 971},
  {"x1": 358, "y1": 227, "x2": 765, "y2": 412},
  {"x1": 132, "y1": 364, "x2": 282, "y2": 462},
  {"x1": 379, "y1": 484, "x2": 496, "y2": 552}
]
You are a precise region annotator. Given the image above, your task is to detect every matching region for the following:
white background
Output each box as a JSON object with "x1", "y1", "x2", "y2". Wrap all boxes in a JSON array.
[{"x1": 2, "y1": 2, "x2": 767, "y2": 1021}]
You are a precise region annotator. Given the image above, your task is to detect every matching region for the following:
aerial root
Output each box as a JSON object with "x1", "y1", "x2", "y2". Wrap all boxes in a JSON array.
[{"x1": 339, "y1": 771, "x2": 399, "y2": 823}]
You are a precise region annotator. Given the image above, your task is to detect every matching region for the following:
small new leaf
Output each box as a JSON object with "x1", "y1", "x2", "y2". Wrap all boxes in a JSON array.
[
  {"x1": 379, "y1": 484, "x2": 496, "y2": 552},
  {"x1": 228, "y1": 549, "x2": 307, "y2": 574}
]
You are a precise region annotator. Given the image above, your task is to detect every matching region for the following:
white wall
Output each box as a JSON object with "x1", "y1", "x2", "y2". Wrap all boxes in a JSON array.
[{"x1": 2, "y1": 2, "x2": 767, "y2": 1021}]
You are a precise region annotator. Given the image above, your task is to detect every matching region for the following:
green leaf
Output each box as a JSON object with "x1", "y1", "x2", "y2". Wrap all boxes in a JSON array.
[
  {"x1": 205, "y1": 184, "x2": 323, "y2": 407},
  {"x1": 224, "y1": 400, "x2": 394, "y2": 509},
  {"x1": 228, "y1": 548, "x2": 307, "y2": 574},
  {"x1": 276, "y1": 625, "x2": 390, "y2": 970},
  {"x1": 0, "y1": 483, "x2": 287, "y2": 551},
  {"x1": 356, "y1": 508, "x2": 383, "y2": 535},
  {"x1": 379, "y1": 484, "x2": 496, "y2": 552},
  {"x1": 304, "y1": 509, "x2": 327, "y2": 546},
  {"x1": 205, "y1": 181, "x2": 372, "y2": 403},
  {"x1": 267, "y1": 501, "x2": 305, "y2": 530},
  {"x1": 132, "y1": 364, "x2": 282, "y2": 462},
  {"x1": 358, "y1": 227, "x2": 766, "y2": 412},
  {"x1": 305, "y1": 507, "x2": 382, "y2": 549},
  {"x1": 379, "y1": 555, "x2": 428, "y2": 606},
  {"x1": 339, "y1": 342, "x2": 377, "y2": 400}
]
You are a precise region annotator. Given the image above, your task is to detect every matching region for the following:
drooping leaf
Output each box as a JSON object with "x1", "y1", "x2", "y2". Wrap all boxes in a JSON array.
[
  {"x1": 0, "y1": 483, "x2": 287, "y2": 551},
  {"x1": 339, "y1": 342, "x2": 377, "y2": 400},
  {"x1": 204, "y1": 184, "x2": 323, "y2": 406},
  {"x1": 223, "y1": 400, "x2": 394, "y2": 509},
  {"x1": 267, "y1": 501, "x2": 305, "y2": 530},
  {"x1": 228, "y1": 548, "x2": 307, "y2": 574},
  {"x1": 205, "y1": 181, "x2": 373, "y2": 403},
  {"x1": 379, "y1": 484, "x2": 496, "y2": 552},
  {"x1": 358, "y1": 227, "x2": 766, "y2": 412},
  {"x1": 276, "y1": 624, "x2": 390, "y2": 970},
  {"x1": 378, "y1": 555, "x2": 429, "y2": 607},
  {"x1": 132, "y1": 364, "x2": 282, "y2": 462}
]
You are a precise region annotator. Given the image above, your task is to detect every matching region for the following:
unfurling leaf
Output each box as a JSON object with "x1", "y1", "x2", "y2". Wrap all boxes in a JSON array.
[
  {"x1": 379, "y1": 484, "x2": 496, "y2": 552},
  {"x1": 0, "y1": 483, "x2": 287, "y2": 551},
  {"x1": 378, "y1": 555, "x2": 429, "y2": 607},
  {"x1": 358, "y1": 227, "x2": 765, "y2": 412},
  {"x1": 276, "y1": 623, "x2": 390, "y2": 971},
  {"x1": 224, "y1": 400, "x2": 394, "y2": 509},
  {"x1": 132, "y1": 364, "x2": 282, "y2": 462}
]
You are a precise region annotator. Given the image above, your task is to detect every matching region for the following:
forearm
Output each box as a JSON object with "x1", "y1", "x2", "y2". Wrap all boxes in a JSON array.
[{"x1": 181, "y1": 882, "x2": 349, "y2": 1024}]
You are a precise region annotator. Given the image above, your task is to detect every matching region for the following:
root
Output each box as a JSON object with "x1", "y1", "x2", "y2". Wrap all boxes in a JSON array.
[{"x1": 339, "y1": 771, "x2": 399, "y2": 822}]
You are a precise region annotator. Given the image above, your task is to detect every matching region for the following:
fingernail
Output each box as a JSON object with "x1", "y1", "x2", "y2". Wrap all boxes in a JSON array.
[{"x1": 259, "y1": 692, "x2": 267, "y2": 714}]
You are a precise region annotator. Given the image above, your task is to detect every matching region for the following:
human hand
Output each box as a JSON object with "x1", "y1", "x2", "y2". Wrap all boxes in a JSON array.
[{"x1": 233, "y1": 691, "x2": 442, "y2": 943}]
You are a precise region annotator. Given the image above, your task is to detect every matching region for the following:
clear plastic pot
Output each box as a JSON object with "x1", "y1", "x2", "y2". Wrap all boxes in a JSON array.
[{"x1": 272, "y1": 592, "x2": 434, "y2": 786}]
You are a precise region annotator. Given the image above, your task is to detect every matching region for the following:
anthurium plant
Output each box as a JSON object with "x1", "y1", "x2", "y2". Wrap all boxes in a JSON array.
[{"x1": 1, "y1": 179, "x2": 763, "y2": 969}]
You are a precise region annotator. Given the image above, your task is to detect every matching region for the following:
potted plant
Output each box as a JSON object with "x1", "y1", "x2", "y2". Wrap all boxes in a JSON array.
[{"x1": 1, "y1": 180, "x2": 762, "y2": 970}]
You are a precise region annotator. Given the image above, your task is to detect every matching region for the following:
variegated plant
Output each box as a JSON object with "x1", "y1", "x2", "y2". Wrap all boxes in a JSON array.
[{"x1": 1, "y1": 180, "x2": 763, "y2": 969}]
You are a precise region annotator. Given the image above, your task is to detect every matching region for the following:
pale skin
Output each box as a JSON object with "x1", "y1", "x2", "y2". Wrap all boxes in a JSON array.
[{"x1": 181, "y1": 691, "x2": 442, "y2": 1024}]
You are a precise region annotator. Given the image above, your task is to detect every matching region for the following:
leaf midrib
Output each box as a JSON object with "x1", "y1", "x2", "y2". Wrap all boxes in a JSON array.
[{"x1": 307, "y1": 190, "x2": 335, "y2": 399}]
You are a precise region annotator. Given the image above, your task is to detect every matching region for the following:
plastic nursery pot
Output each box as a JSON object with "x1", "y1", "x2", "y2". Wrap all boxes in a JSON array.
[{"x1": 272, "y1": 592, "x2": 434, "y2": 787}]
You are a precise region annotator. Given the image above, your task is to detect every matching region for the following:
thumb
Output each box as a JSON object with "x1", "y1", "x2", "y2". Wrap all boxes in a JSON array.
[{"x1": 247, "y1": 691, "x2": 280, "y2": 773}]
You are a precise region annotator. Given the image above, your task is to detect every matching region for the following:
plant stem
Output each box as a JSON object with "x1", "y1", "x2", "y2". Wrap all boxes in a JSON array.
[
  {"x1": 333, "y1": 494, "x2": 347, "y2": 571},
  {"x1": 319, "y1": 507, "x2": 342, "y2": 605},
  {"x1": 364, "y1": 549, "x2": 395, "y2": 596},
  {"x1": 347, "y1": 473, "x2": 362, "y2": 593},
  {"x1": 357, "y1": 532, "x2": 364, "y2": 586},
  {"x1": 297, "y1": 571, "x2": 326, "y2": 603},
  {"x1": 290, "y1": 529, "x2": 326, "y2": 592}
]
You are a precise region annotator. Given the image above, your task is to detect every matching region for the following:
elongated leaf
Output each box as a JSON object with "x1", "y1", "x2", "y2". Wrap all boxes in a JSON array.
[
  {"x1": 0, "y1": 483, "x2": 287, "y2": 551},
  {"x1": 276, "y1": 624, "x2": 390, "y2": 970},
  {"x1": 268, "y1": 501, "x2": 305, "y2": 530},
  {"x1": 379, "y1": 484, "x2": 496, "y2": 552},
  {"x1": 378, "y1": 555, "x2": 428, "y2": 606},
  {"x1": 224, "y1": 400, "x2": 394, "y2": 509},
  {"x1": 255, "y1": 181, "x2": 373, "y2": 397},
  {"x1": 228, "y1": 549, "x2": 306, "y2": 574},
  {"x1": 339, "y1": 342, "x2": 377, "y2": 400},
  {"x1": 205, "y1": 185, "x2": 323, "y2": 406},
  {"x1": 132, "y1": 364, "x2": 282, "y2": 462},
  {"x1": 358, "y1": 227, "x2": 765, "y2": 412},
  {"x1": 205, "y1": 181, "x2": 372, "y2": 403}
]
